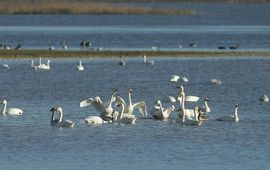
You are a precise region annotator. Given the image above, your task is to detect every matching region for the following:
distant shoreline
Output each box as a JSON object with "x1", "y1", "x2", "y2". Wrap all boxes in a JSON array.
[{"x1": 0, "y1": 49, "x2": 269, "y2": 59}]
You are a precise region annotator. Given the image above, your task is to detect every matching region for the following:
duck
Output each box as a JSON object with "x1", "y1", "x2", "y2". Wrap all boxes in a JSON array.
[
  {"x1": 216, "y1": 104, "x2": 239, "y2": 122},
  {"x1": 50, "y1": 107, "x2": 75, "y2": 128},
  {"x1": 1, "y1": 99, "x2": 23, "y2": 116}
]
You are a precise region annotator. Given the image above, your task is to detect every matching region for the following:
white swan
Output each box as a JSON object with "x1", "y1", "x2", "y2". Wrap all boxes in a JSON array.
[
  {"x1": 76, "y1": 60, "x2": 84, "y2": 71},
  {"x1": 119, "y1": 56, "x2": 126, "y2": 66},
  {"x1": 80, "y1": 90, "x2": 117, "y2": 121},
  {"x1": 2, "y1": 64, "x2": 9, "y2": 69},
  {"x1": 153, "y1": 100, "x2": 175, "y2": 120},
  {"x1": 177, "y1": 86, "x2": 197, "y2": 119},
  {"x1": 259, "y1": 95, "x2": 269, "y2": 102},
  {"x1": 182, "y1": 106, "x2": 202, "y2": 126},
  {"x1": 170, "y1": 75, "x2": 188, "y2": 83},
  {"x1": 115, "y1": 89, "x2": 148, "y2": 117},
  {"x1": 216, "y1": 104, "x2": 239, "y2": 122},
  {"x1": 38, "y1": 57, "x2": 50, "y2": 70},
  {"x1": 113, "y1": 102, "x2": 136, "y2": 124},
  {"x1": 84, "y1": 115, "x2": 110, "y2": 125},
  {"x1": 210, "y1": 78, "x2": 222, "y2": 85},
  {"x1": 1, "y1": 99, "x2": 23, "y2": 116},
  {"x1": 30, "y1": 60, "x2": 38, "y2": 70},
  {"x1": 143, "y1": 55, "x2": 155, "y2": 65},
  {"x1": 50, "y1": 107, "x2": 75, "y2": 127}
]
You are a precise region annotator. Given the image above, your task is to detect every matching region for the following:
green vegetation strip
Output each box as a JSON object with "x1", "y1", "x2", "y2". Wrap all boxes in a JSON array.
[{"x1": 0, "y1": 49, "x2": 269, "y2": 59}]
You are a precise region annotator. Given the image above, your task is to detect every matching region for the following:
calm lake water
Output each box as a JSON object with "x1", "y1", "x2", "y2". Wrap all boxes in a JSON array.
[
  {"x1": 0, "y1": 57, "x2": 270, "y2": 170},
  {"x1": 0, "y1": 3, "x2": 269, "y2": 51},
  {"x1": 0, "y1": 2, "x2": 270, "y2": 170}
]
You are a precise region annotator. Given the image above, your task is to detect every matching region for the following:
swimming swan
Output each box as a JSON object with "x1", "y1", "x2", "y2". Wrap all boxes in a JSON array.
[
  {"x1": 115, "y1": 89, "x2": 148, "y2": 118},
  {"x1": 50, "y1": 107, "x2": 75, "y2": 127},
  {"x1": 143, "y1": 55, "x2": 155, "y2": 65},
  {"x1": 259, "y1": 95, "x2": 269, "y2": 102},
  {"x1": 216, "y1": 104, "x2": 239, "y2": 122},
  {"x1": 80, "y1": 90, "x2": 117, "y2": 121},
  {"x1": 153, "y1": 100, "x2": 175, "y2": 120},
  {"x1": 84, "y1": 115, "x2": 110, "y2": 125},
  {"x1": 182, "y1": 106, "x2": 202, "y2": 126},
  {"x1": 113, "y1": 102, "x2": 137, "y2": 124},
  {"x1": 177, "y1": 86, "x2": 199, "y2": 119},
  {"x1": 1, "y1": 99, "x2": 23, "y2": 116},
  {"x1": 38, "y1": 57, "x2": 50, "y2": 70},
  {"x1": 76, "y1": 60, "x2": 84, "y2": 71}
]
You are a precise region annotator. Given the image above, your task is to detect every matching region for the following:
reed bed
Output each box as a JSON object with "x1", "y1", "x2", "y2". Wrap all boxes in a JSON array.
[
  {"x1": 0, "y1": 0, "x2": 194, "y2": 15},
  {"x1": 0, "y1": 49, "x2": 269, "y2": 59}
]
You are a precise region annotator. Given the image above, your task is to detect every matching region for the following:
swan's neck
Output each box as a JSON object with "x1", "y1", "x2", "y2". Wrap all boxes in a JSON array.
[
  {"x1": 204, "y1": 101, "x2": 210, "y2": 112},
  {"x1": 59, "y1": 110, "x2": 63, "y2": 122},
  {"x1": 31, "y1": 60, "x2": 34, "y2": 66},
  {"x1": 143, "y1": 56, "x2": 146, "y2": 63},
  {"x1": 1, "y1": 102, "x2": 7, "y2": 115},
  {"x1": 39, "y1": 57, "x2": 42, "y2": 66},
  {"x1": 234, "y1": 107, "x2": 239, "y2": 122},
  {"x1": 51, "y1": 111, "x2": 55, "y2": 123},
  {"x1": 79, "y1": 61, "x2": 82, "y2": 66},
  {"x1": 128, "y1": 92, "x2": 132, "y2": 106},
  {"x1": 118, "y1": 104, "x2": 125, "y2": 120},
  {"x1": 158, "y1": 101, "x2": 164, "y2": 113},
  {"x1": 181, "y1": 93, "x2": 186, "y2": 122},
  {"x1": 46, "y1": 61, "x2": 50, "y2": 67}
]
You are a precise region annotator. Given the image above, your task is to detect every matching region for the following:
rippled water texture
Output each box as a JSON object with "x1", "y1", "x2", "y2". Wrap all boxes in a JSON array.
[
  {"x1": 0, "y1": 57, "x2": 270, "y2": 170},
  {"x1": 0, "y1": 3, "x2": 269, "y2": 50}
]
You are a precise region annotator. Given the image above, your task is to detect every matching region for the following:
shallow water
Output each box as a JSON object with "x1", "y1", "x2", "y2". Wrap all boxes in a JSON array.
[
  {"x1": 0, "y1": 3, "x2": 269, "y2": 51},
  {"x1": 0, "y1": 57, "x2": 270, "y2": 170}
]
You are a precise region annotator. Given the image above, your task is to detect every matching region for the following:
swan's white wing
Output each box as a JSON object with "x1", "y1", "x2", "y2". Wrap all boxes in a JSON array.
[
  {"x1": 185, "y1": 96, "x2": 200, "y2": 102},
  {"x1": 181, "y1": 77, "x2": 189, "y2": 82},
  {"x1": 170, "y1": 75, "x2": 180, "y2": 82},
  {"x1": 168, "y1": 96, "x2": 177, "y2": 103},
  {"x1": 114, "y1": 96, "x2": 126, "y2": 106},
  {"x1": 133, "y1": 101, "x2": 148, "y2": 117},
  {"x1": 165, "y1": 105, "x2": 175, "y2": 114},
  {"x1": 177, "y1": 95, "x2": 199, "y2": 102},
  {"x1": 80, "y1": 97, "x2": 95, "y2": 107}
]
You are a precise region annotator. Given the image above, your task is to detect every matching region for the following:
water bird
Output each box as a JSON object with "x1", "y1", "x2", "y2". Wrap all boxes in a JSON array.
[
  {"x1": 182, "y1": 106, "x2": 203, "y2": 126},
  {"x1": 189, "y1": 43, "x2": 197, "y2": 47},
  {"x1": 2, "y1": 64, "x2": 9, "y2": 69},
  {"x1": 30, "y1": 60, "x2": 38, "y2": 70},
  {"x1": 152, "y1": 100, "x2": 175, "y2": 121},
  {"x1": 259, "y1": 95, "x2": 269, "y2": 102},
  {"x1": 84, "y1": 115, "x2": 110, "y2": 125},
  {"x1": 115, "y1": 89, "x2": 148, "y2": 118},
  {"x1": 80, "y1": 90, "x2": 118, "y2": 121},
  {"x1": 1, "y1": 99, "x2": 23, "y2": 116},
  {"x1": 119, "y1": 56, "x2": 126, "y2": 66},
  {"x1": 143, "y1": 55, "x2": 155, "y2": 65},
  {"x1": 177, "y1": 86, "x2": 199, "y2": 119},
  {"x1": 48, "y1": 46, "x2": 54, "y2": 50},
  {"x1": 113, "y1": 102, "x2": 137, "y2": 124},
  {"x1": 170, "y1": 75, "x2": 188, "y2": 83},
  {"x1": 15, "y1": 43, "x2": 22, "y2": 50},
  {"x1": 38, "y1": 57, "x2": 50, "y2": 70},
  {"x1": 217, "y1": 46, "x2": 226, "y2": 50},
  {"x1": 76, "y1": 60, "x2": 84, "y2": 71},
  {"x1": 229, "y1": 44, "x2": 239, "y2": 49},
  {"x1": 216, "y1": 104, "x2": 239, "y2": 122},
  {"x1": 50, "y1": 107, "x2": 75, "y2": 128},
  {"x1": 210, "y1": 78, "x2": 222, "y2": 85},
  {"x1": 4, "y1": 45, "x2": 11, "y2": 50}
]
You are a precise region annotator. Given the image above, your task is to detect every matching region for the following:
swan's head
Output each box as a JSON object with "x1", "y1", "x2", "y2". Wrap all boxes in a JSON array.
[
  {"x1": 155, "y1": 100, "x2": 161, "y2": 105},
  {"x1": 129, "y1": 89, "x2": 133, "y2": 95},
  {"x1": 112, "y1": 88, "x2": 118, "y2": 95},
  {"x1": 50, "y1": 106, "x2": 63, "y2": 113},
  {"x1": 1, "y1": 99, "x2": 7, "y2": 105},
  {"x1": 235, "y1": 104, "x2": 238, "y2": 108},
  {"x1": 50, "y1": 107, "x2": 57, "y2": 112},
  {"x1": 205, "y1": 98, "x2": 209, "y2": 102}
]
